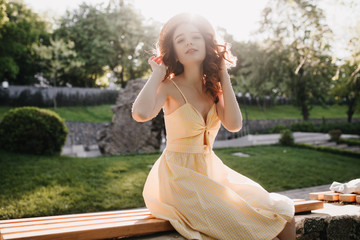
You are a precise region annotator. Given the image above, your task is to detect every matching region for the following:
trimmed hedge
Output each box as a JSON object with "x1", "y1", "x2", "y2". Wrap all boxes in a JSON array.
[
  {"x1": 0, "y1": 88, "x2": 118, "y2": 107},
  {"x1": 269, "y1": 121, "x2": 360, "y2": 135},
  {"x1": 0, "y1": 107, "x2": 68, "y2": 155},
  {"x1": 338, "y1": 138, "x2": 360, "y2": 146},
  {"x1": 294, "y1": 142, "x2": 360, "y2": 158}
]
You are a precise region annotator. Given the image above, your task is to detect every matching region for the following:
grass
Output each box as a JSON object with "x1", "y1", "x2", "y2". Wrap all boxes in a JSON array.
[
  {"x1": 243, "y1": 104, "x2": 360, "y2": 120},
  {"x1": 1, "y1": 145, "x2": 359, "y2": 220},
  {"x1": 0, "y1": 104, "x2": 359, "y2": 122},
  {"x1": 0, "y1": 104, "x2": 114, "y2": 122}
]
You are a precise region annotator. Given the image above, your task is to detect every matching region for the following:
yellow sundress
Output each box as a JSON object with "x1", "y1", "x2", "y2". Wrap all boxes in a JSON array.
[{"x1": 142, "y1": 79, "x2": 295, "y2": 240}]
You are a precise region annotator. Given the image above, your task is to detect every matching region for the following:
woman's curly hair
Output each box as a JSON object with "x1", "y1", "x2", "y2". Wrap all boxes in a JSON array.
[{"x1": 156, "y1": 13, "x2": 237, "y2": 103}]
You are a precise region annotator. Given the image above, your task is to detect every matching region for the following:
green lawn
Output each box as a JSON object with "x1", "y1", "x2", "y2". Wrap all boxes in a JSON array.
[
  {"x1": 243, "y1": 104, "x2": 360, "y2": 120},
  {"x1": 0, "y1": 105, "x2": 114, "y2": 122},
  {"x1": 1, "y1": 145, "x2": 359, "y2": 220},
  {"x1": 0, "y1": 104, "x2": 359, "y2": 122}
]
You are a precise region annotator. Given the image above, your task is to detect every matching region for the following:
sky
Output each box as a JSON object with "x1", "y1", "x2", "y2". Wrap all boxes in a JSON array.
[{"x1": 23, "y1": 0, "x2": 359, "y2": 59}]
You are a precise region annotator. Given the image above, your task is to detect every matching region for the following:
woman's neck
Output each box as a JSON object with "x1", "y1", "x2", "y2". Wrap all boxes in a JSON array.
[{"x1": 182, "y1": 63, "x2": 204, "y2": 92}]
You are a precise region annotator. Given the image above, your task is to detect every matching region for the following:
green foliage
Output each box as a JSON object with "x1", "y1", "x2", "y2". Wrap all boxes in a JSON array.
[
  {"x1": 330, "y1": 60, "x2": 360, "y2": 123},
  {"x1": 0, "y1": 0, "x2": 9, "y2": 29},
  {"x1": 54, "y1": 1, "x2": 159, "y2": 88},
  {"x1": 33, "y1": 38, "x2": 83, "y2": 87},
  {"x1": 0, "y1": 0, "x2": 50, "y2": 84},
  {"x1": 1, "y1": 145, "x2": 359, "y2": 219},
  {"x1": 290, "y1": 121, "x2": 316, "y2": 132},
  {"x1": 1, "y1": 89, "x2": 118, "y2": 108},
  {"x1": 317, "y1": 121, "x2": 360, "y2": 135},
  {"x1": 257, "y1": 0, "x2": 337, "y2": 121},
  {"x1": 270, "y1": 123, "x2": 288, "y2": 133},
  {"x1": 338, "y1": 138, "x2": 360, "y2": 146},
  {"x1": 288, "y1": 120, "x2": 360, "y2": 135},
  {"x1": 0, "y1": 107, "x2": 68, "y2": 155},
  {"x1": 279, "y1": 129, "x2": 294, "y2": 146},
  {"x1": 328, "y1": 129, "x2": 342, "y2": 143},
  {"x1": 295, "y1": 142, "x2": 360, "y2": 158},
  {"x1": 54, "y1": 91, "x2": 118, "y2": 107}
]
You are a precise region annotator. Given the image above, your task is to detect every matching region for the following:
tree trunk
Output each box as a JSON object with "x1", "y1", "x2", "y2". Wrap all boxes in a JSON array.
[
  {"x1": 301, "y1": 104, "x2": 309, "y2": 121},
  {"x1": 53, "y1": 74, "x2": 57, "y2": 110},
  {"x1": 120, "y1": 70, "x2": 125, "y2": 88},
  {"x1": 346, "y1": 96, "x2": 354, "y2": 123}
]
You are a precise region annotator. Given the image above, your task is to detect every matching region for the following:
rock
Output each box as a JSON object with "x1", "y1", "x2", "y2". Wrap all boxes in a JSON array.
[
  {"x1": 97, "y1": 79, "x2": 164, "y2": 155},
  {"x1": 326, "y1": 215, "x2": 360, "y2": 240}
]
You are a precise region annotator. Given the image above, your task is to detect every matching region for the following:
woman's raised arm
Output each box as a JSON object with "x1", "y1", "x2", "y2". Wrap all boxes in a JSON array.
[
  {"x1": 131, "y1": 56, "x2": 168, "y2": 122},
  {"x1": 216, "y1": 60, "x2": 243, "y2": 132}
]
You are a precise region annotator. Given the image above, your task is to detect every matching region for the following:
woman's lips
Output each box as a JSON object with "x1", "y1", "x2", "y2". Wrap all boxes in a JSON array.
[{"x1": 185, "y1": 48, "x2": 197, "y2": 54}]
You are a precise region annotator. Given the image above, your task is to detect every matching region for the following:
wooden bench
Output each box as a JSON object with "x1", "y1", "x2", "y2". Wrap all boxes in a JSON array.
[
  {"x1": 0, "y1": 200, "x2": 323, "y2": 240},
  {"x1": 309, "y1": 191, "x2": 360, "y2": 203}
]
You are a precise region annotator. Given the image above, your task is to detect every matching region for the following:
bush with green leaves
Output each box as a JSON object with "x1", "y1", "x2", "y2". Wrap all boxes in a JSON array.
[
  {"x1": 328, "y1": 129, "x2": 342, "y2": 143},
  {"x1": 290, "y1": 121, "x2": 316, "y2": 132},
  {"x1": 0, "y1": 107, "x2": 68, "y2": 155},
  {"x1": 279, "y1": 129, "x2": 294, "y2": 146},
  {"x1": 271, "y1": 123, "x2": 288, "y2": 133}
]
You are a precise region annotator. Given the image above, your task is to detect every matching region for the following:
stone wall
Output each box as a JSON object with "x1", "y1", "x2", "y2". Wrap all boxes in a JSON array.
[
  {"x1": 296, "y1": 215, "x2": 360, "y2": 240},
  {"x1": 64, "y1": 121, "x2": 106, "y2": 147},
  {"x1": 64, "y1": 117, "x2": 359, "y2": 148}
]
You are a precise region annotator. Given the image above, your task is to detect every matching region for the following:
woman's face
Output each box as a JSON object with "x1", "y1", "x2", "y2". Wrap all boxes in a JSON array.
[{"x1": 172, "y1": 23, "x2": 206, "y2": 66}]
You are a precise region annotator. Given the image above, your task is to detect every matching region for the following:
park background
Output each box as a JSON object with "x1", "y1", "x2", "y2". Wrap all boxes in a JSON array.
[{"x1": 0, "y1": 0, "x2": 359, "y2": 221}]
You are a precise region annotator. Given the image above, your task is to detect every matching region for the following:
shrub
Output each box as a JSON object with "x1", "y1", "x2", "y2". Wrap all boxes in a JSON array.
[
  {"x1": 318, "y1": 122, "x2": 360, "y2": 135},
  {"x1": 328, "y1": 129, "x2": 342, "y2": 143},
  {"x1": 279, "y1": 129, "x2": 294, "y2": 146},
  {"x1": 0, "y1": 107, "x2": 68, "y2": 155},
  {"x1": 290, "y1": 121, "x2": 316, "y2": 132},
  {"x1": 271, "y1": 123, "x2": 288, "y2": 133},
  {"x1": 338, "y1": 138, "x2": 360, "y2": 146},
  {"x1": 295, "y1": 142, "x2": 360, "y2": 158}
]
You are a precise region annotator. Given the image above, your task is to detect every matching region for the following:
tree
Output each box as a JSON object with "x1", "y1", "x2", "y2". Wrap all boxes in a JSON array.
[
  {"x1": 0, "y1": 0, "x2": 8, "y2": 31},
  {"x1": 327, "y1": 0, "x2": 360, "y2": 122},
  {"x1": 105, "y1": 0, "x2": 159, "y2": 88},
  {"x1": 55, "y1": 3, "x2": 113, "y2": 87},
  {"x1": 33, "y1": 37, "x2": 83, "y2": 109},
  {"x1": 0, "y1": 0, "x2": 50, "y2": 85},
  {"x1": 218, "y1": 27, "x2": 290, "y2": 110},
  {"x1": 331, "y1": 61, "x2": 360, "y2": 122},
  {"x1": 257, "y1": 0, "x2": 336, "y2": 120}
]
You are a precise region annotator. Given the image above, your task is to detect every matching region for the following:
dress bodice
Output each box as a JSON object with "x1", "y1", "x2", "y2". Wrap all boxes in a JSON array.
[{"x1": 163, "y1": 79, "x2": 221, "y2": 154}]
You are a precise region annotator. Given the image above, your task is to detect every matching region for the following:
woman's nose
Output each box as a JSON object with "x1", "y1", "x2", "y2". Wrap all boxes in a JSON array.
[{"x1": 186, "y1": 41, "x2": 192, "y2": 46}]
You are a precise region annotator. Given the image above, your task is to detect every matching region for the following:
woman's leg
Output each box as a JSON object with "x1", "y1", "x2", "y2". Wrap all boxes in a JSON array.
[{"x1": 276, "y1": 217, "x2": 296, "y2": 240}]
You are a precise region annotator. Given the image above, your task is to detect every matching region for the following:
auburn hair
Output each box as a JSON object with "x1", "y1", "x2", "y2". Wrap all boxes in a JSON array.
[{"x1": 156, "y1": 13, "x2": 236, "y2": 103}]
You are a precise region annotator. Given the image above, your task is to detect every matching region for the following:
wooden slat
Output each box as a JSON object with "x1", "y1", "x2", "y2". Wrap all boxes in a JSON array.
[
  {"x1": 339, "y1": 194, "x2": 357, "y2": 203},
  {"x1": 324, "y1": 193, "x2": 340, "y2": 201},
  {"x1": 1, "y1": 215, "x2": 153, "y2": 234},
  {"x1": 1, "y1": 219, "x2": 173, "y2": 240},
  {"x1": 309, "y1": 191, "x2": 334, "y2": 200},
  {"x1": 0, "y1": 211, "x2": 152, "y2": 229},
  {"x1": 0, "y1": 201, "x2": 325, "y2": 240},
  {"x1": 294, "y1": 200, "x2": 323, "y2": 213},
  {"x1": 0, "y1": 208, "x2": 150, "y2": 224}
]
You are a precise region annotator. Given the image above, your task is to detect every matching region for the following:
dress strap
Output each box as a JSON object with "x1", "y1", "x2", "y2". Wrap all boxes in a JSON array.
[{"x1": 170, "y1": 79, "x2": 188, "y2": 103}]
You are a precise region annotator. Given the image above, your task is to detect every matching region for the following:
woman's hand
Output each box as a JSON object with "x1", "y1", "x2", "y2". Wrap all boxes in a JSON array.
[{"x1": 148, "y1": 56, "x2": 166, "y2": 80}]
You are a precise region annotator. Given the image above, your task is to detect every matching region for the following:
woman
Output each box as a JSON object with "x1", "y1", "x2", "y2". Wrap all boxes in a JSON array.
[{"x1": 132, "y1": 13, "x2": 295, "y2": 240}]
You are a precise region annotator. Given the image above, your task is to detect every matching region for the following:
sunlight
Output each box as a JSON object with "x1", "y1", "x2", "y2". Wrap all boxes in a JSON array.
[{"x1": 132, "y1": 0, "x2": 268, "y2": 42}]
